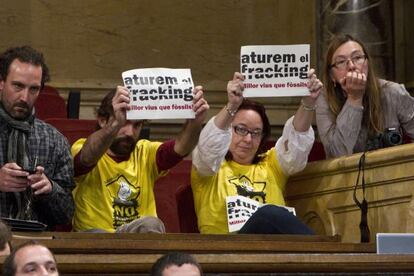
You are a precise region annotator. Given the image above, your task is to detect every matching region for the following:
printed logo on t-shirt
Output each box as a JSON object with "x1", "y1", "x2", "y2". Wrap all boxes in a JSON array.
[
  {"x1": 106, "y1": 175, "x2": 140, "y2": 228},
  {"x1": 228, "y1": 175, "x2": 266, "y2": 203}
]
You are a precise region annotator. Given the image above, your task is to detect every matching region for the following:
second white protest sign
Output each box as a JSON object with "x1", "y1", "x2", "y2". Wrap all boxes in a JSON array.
[
  {"x1": 122, "y1": 68, "x2": 195, "y2": 120},
  {"x1": 241, "y1": 44, "x2": 310, "y2": 97}
]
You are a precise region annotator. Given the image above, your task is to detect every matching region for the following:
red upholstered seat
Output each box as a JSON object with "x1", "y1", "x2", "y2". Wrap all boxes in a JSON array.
[
  {"x1": 44, "y1": 118, "x2": 97, "y2": 231},
  {"x1": 44, "y1": 118, "x2": 97, "y2": 145},
  {"x1": 35, "y1": 86, "x2": 67, "y2": 119},
  {"x1": 155, "y1": 160, "x2": 195, "y2": 232},
  {"x1": 308, "y1": 141, "x2": 326, "y2": 162},
  {"x1": 175, "y1": 182, "x2": 199, "y2": 233},
  {"x1": 41, "y1": 85, "x2": 60, "y2": 95},
  {"x1": 265, "y1": 140, "x2": 326, "y2": 161}
]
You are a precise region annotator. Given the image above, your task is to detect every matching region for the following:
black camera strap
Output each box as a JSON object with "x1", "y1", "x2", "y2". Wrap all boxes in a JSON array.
[{"x1": 353, "y1": 152, "x2": 370, "y2": 243}]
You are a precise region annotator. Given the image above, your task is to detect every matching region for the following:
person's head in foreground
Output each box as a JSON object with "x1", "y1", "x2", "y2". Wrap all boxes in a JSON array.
[
  {"x1": 0, "y1": 220, "x2": 12, "y2": 256},
  {"x1": 2, "y1": 240, "x2": 58, "y2": 276},
  {"x1": 150, "y1": 251, "x2": 202, "y2": 276}
]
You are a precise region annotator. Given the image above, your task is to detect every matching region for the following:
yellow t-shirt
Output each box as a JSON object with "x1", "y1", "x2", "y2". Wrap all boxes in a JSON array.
[
  {"x1": 71, "y1": 138, "x2": 164, "y2": 232},
  {"x1": 191, "y1": 148, "x2": 287, "y2": 234}
]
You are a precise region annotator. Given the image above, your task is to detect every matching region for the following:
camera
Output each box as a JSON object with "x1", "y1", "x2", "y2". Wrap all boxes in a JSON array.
[
  {"x1": 366, "y1": 128, "x2": 402, "y2": 151},
  {"x1": 382, "y1": 128, "x2": 403, "y2": 147}
]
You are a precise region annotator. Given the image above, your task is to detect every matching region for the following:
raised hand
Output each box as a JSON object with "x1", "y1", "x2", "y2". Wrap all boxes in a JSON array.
[
  {"x1": 302, "y1": 68, "x2": 323, "y2": 107},
  {"x1": 192, "y1": 86, "x2": 209, "y2": 124},
  {"x1": 112, "y1": 86, "x2": 131, "y2": 127},
  {"x1": 226, "y1": 72, "x2": 245, "y2": 112}
]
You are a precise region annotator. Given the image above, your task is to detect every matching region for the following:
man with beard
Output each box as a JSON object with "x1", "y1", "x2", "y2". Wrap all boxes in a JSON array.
[
  {"x1": 0, "y1": 46, "x2": 74, "y2": 229},
  {"x1": 71, "y1": 86, "x2": 209, "y2": 233}
]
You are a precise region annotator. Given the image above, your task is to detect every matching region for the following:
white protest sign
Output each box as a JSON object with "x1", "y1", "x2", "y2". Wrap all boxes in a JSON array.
[
  {"x1": 122, "y1": 68, "x2": 195, "y2": 120},
  {"x1": 226, "y1": 195, "x2": 296, "y2": 233},
  {"x1": 226, "y1": 195, "x2": 260, "y2": 233},
  {"x1": 240, "y1": 44, "x2": 310, "y2": 97}
]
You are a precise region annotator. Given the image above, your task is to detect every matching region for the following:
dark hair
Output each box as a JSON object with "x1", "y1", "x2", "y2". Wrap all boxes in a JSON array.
[
  {"x1": 323, "y1": 33, "x2": 383, "y2": 135},
  {"x1": 0, "y1": 220, "x2": 12, "y2": 252},
  {"x1": 96, "y1": 89, "x2": 116, "y2": 122},
  {"x1": 0, "y1": 46, "x2": 50, "y2": 89},
  {"x1": 95, "y1": 88, "x2": 148, "y2": 131},
  {"x1": 150, "y1": 252, "x2": 202, "y2": 276},
  {"x1": 2, "y1": 240, "x2": 57, "y2": 276},
  {"x1": 226, "y1": 99, "x2": 271, "y2": 164}
]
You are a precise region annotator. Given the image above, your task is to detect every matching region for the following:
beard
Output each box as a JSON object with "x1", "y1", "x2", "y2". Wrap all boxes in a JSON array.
[
  {"x1": 5, "y1": 100, "x2": 31, "y2": 120},
  {"x1": 13, "y1": 101, "x2": 31, "y2": 118},
  {"x1": 109, "y1": 136, "x2": 137, "y2": 157}
]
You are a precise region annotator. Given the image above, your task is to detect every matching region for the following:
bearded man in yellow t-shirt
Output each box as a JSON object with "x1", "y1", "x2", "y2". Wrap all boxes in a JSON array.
[{"x1": 72, "y1": 86, "x2": 209, "y2": 233}]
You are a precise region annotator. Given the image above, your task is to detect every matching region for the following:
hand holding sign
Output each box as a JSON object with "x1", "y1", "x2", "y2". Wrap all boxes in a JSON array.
[
  {"x1": 172, "y1": 85, "x2": 210, "y2": 157},
  {"x1": 122, "y1": 68, "x2": 196, "y2": 120},
  {"x1": 241, "y1": 45, "x2": 311, "y2": 97},
  {"x1": 191, "y1": 85, "x2": 209, "y2": 125},
  {"x1": 226, "y1": 72, "x2": 245, "y2": 112},
  {"x1": 302, "y1": 68, "x2": 323, "y2": 108},
  {"x1": 291, "y1": 68, "x2": 323, "y2": 132},
  {"x1": 112, "y1": 86, "x2": 131, "y2": 128}
]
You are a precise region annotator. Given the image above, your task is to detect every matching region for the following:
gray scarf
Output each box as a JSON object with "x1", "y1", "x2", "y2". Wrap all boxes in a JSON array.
[
  {"x1": 0, "y1": 103, "x2": 35, "y2": 219},
  {"x1": 0, "y1": 103, "x2": 34, "y2": 169}
]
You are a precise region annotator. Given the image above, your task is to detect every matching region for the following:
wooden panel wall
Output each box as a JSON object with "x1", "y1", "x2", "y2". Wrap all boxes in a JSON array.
[
  {"x1": 286, "y1": 143, "x2": 414, "y2": 243},
  {"x1": 0, "y1": 0, "x2": 316, "y2": 139},
  {"x1": 0, "y1": 0, "x2": 316, "y2": 89},
  {"x1": 1, "y1": 1, "x2": 412, "y2": 139},
  {"x1": 394, "y1": 0, "x2": 414, "y2": 89}
]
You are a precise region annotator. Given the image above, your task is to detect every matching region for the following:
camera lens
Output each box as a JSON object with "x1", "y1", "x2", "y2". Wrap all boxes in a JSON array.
[
  {"x1": 383, "y1": 128, "x2": 402, "y2": 147},
  {"x1": 389, "y1": 133, "x2": 402, "y2": 145}
]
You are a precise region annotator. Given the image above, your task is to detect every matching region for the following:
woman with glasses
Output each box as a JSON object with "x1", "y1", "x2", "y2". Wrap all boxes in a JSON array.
[
  {"x1": 191, "y1": 70, "x2": 322, "y2": 234},
  {"x1": 316, "y1": 33, "x2": 414, "y2": 158}
]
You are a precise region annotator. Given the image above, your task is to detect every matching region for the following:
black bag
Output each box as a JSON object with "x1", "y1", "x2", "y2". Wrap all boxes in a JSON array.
[{"x1": 1, "y1": 217, "x2": 47, "y2": 231}]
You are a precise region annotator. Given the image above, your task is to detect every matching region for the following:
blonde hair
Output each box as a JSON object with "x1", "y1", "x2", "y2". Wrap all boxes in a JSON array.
[{"x1": 323, "y1": 34, "x2": 383, "y2": 135}]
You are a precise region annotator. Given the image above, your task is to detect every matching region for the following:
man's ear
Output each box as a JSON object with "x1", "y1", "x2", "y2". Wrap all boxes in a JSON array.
[
  {"x1": 0, "y1": 80, "x2": 4, "y2": 93},
  {"x1": 97, "y1": 117, "x2": 108, "y2": 129}
]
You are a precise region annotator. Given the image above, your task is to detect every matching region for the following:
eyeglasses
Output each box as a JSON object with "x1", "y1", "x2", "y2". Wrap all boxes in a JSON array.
[
  {"x1": 330, "y1": 54, "x2": 367, "y2": 70},
  {"x1": 233, "y1": 125, "x2": 263, "y2": 139}
]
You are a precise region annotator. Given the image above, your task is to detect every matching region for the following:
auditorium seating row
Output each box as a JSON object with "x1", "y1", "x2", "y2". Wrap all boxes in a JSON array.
[
  {"x1": 35, "y1": 84, "x2": 328, "y2": 232},
  {"x1": 4, "y1": 232, "x2": 414, "y2": 275},
  {"x1": 43, "y1": 117, "x2": 327, "y2": 233},
  {"x1": 35, "y1": 87, "x2": 413, "y2": 236}
]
